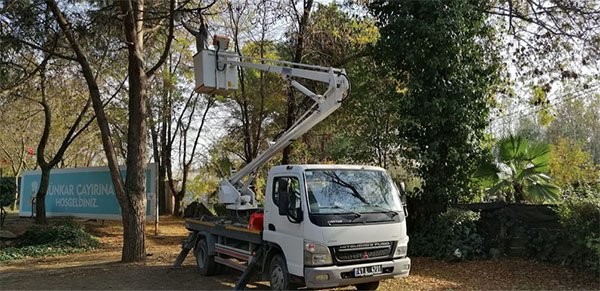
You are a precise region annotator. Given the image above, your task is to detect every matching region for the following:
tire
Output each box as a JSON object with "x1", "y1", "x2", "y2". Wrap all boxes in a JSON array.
[
  {"x1": 195, "y1": 239, "x2": 217, "y2": 276},
  {"x1": 355, "y1": 281, "x2": 380, "y2": 290},
  {"x1": 269, "y1": 254, "x2": 295, "y2": 290}
]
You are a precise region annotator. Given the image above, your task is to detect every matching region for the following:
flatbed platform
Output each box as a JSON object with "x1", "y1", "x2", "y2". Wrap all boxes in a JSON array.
[{"x1": 185, "y1": 216, "x2": 262, "y2": 244}]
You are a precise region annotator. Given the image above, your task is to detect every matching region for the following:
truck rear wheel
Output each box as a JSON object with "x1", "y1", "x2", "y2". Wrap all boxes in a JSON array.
[
  {"x1": 195, "y1": 239, "x2": 217, "y2": 276},
  {"x1": 269, "y1": 254, "x2": 295, "y2": 290},
  {"x1": 355, "y1": 281, "x2": 380, "y2": 290}
]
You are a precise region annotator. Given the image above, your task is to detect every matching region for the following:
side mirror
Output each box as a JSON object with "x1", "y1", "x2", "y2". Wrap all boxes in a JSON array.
[
  {"x1": 278, "y1": 191, "x2": 303, "y2": 223},
  {"x1": 401, "y1": 194, "x2": 409, "y2": 218},
  {"x1": 287, "y1": 191, "x2": 303, "y2": 223},
  {"x1": 395, "y1": 182, "x2": 408, "y2": 217},
  {"x1": 278, "y1": 192, "x2": 289, "y2": 215}
]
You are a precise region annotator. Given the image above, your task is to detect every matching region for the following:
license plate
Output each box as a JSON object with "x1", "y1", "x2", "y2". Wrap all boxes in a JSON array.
[{"x1": 354, "y1": 265, "x2": 383, "y2": 277}]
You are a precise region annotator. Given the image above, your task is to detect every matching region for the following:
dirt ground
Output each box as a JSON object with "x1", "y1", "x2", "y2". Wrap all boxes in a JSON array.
[{"x1": 0, "y1": 215, "x2": 598, "y2": 290}]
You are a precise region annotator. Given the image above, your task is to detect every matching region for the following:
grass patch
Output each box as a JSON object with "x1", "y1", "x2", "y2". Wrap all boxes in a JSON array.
[{"x1": 0, "y1": 219, "x2": 98, "y2": 261}]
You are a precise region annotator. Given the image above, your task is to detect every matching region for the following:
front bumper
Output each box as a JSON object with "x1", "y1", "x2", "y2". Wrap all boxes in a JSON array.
[{"x1": 304, "y1": 257, "x2": 411, "y2": 289}]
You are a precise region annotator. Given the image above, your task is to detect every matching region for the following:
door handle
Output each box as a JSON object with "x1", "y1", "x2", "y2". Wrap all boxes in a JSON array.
[{"x1": 268, "y1": 224, "x2": 276, "y2": 231}]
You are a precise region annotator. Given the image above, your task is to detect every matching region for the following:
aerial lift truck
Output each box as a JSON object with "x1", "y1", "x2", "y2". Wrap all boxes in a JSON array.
[{"x1": 173, "y1": 35, "x2": 411, "y2": 290}]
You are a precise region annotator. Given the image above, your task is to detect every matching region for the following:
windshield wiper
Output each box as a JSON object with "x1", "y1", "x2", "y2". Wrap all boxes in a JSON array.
[
  {"x1": 323, "y1": 205, "x2": 361, "y2": 219},
  {"x1": 386, "y1": 211, "x2": 399, "y2": 218},
  {"x1": 365, "y1": 204, "x2": 399, "y2": 219}
]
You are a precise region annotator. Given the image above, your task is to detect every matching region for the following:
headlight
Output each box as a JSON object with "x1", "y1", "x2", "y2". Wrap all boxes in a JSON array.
[
  {"x1": 304, "y1": 240, "x2": 333, "y2": 266},
  {"x1": 395, "y1": 245, "x2": 408, "y2": 257}
]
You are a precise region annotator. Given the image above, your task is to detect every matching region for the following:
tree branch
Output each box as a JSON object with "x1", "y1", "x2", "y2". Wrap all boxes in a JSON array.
[
  {"x1": 13, "y1": 37, "x2": 78, "y2": 61},
  {"x1": 146, "y1": 0, "x2": 175, "y2": 77},
  {"x1": 45, "y1": 0, "x2": 125, "y2": 195}
]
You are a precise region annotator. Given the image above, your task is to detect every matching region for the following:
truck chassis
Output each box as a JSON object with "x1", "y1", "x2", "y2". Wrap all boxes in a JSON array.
[{"x1": 173, "y1": 216, "x2": 271, "y2": 290}]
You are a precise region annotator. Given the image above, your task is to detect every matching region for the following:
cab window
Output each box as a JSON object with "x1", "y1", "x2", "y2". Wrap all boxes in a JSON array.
[{"x1": 272, "y1": 176, "x2": 300, "y2": 211}]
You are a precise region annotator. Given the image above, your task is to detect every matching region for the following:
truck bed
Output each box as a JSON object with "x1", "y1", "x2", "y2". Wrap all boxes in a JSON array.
[{"x1": 185, "y1": 216, "x2": 262, "y2": 244}]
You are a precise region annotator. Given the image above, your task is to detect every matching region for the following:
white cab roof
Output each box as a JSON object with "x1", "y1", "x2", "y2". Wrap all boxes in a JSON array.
[{"x1": 268, "y1": 164, "x2": 386, "y2": 175}]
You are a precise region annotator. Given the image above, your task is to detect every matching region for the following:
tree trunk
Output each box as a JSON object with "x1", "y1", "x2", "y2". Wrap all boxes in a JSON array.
[
  {"x1": 121, "y1": 1, "x2": 148, "y2": 262},
  {"x1": 513, "y1": 183, "x2": 525, "y2": 203},
  {"x1": 150, "y1": 123, "x2": 166, "y2": 215},
  {"x1": 160, "y1": 101, "x2": 173, "y2": 215},
  {"x1": 11, "y1": 174, "x2": 19, "y2": 211},
  {"x1": 34, "y1": 167, "x2": 50, "y2": 224},
  {"x1": 173, "y1": 161, "x2": 193, "y2": 217},
  {"x1": 281, "y1": 0, "x2": 313, "y2": 164},
  {"x1": 34, "y1": 65, "x2": 51, "y2": 225},
  {"x1": 30, "y1": 42, "x2": 92, "y2": 225},
  {"x1": 158, "y1": 163, "x2": 166, "y2": 215},
  {"x1": 47, "y1": 0, "x2": 175, "y2": 263},
  {"x1": 281, "y1": 87, "x2": 296, "y2": 164},
  {"x1": 121, "y1": 197, "x2": 146, "y2": 261},
  {"x1": 162, "y1": 146, "x2": 174, "y2": 215},
  {"x1": 174, "y1": 192, "x2": 183, "y2": 217}
]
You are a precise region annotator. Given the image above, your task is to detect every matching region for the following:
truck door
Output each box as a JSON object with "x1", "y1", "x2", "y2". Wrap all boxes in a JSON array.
[{"x1": 263, "y1": 175, "x2": 305, "y2": 276}]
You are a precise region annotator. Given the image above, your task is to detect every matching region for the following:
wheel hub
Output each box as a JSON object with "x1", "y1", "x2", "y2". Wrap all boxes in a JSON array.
[
  {"x1": 271, "y1": 265, "x2": 284, "y2": 289},
  {"x1": 197, "y1": 248, "x2": 205, "y2": 268}
]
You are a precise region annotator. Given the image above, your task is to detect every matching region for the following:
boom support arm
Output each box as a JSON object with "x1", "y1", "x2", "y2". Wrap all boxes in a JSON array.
[{"x1": 195, "y1": 48, "x2": 349, "y2": 210}]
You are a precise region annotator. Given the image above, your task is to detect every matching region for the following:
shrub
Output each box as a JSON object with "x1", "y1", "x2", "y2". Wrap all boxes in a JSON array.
[
  {"x1": 18, "y1": 219, "x2": 99, "y2": 248},
  {"x1": 0, "y1": 177, "x2": 16, "y2": 208},
  {"x1": 556, "y1": 195, "x2": 600, "y2": 274},
  {"x1": 0, "y1": 245, "x2": 86, "y2": 261},
  {"x1": 0, "y1": 219, "x2": 98, "y2": 261},
  {"x1": 410, "y1": 208, "x2": 484, "y2": 261}
]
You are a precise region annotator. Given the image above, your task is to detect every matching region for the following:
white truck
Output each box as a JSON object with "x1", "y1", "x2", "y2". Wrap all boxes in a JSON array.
[{"x1": 173, "y1": 36, "x2": 411, "y2": 290}]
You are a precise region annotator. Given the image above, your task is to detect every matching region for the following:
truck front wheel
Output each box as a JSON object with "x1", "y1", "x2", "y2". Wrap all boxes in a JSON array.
[
  {"x1": 195, "y1": 239, "x2": 217, "y2": 276},
  {"x1": 269, "y1": 254, "x2": 295, "y2": 290},
  {"x1": 355, "y1": 281, "x2": 380, "y2": 290}
]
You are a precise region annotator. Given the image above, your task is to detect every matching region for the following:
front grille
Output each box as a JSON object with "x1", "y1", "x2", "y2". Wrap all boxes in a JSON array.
[{"x1": 332, "y1": 241, "x2": 394, "y2": 263}]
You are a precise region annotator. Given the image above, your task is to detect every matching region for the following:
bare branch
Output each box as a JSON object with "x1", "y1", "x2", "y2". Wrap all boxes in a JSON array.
[
  {"x1": 45, "y1": 0, "x2": 125, "y2": 195},
  {"x1": 12, "y1": 37, "x2": 78, "y2": 62},
  {"x1": 146, "y1": 0, "x2": 175, "y2": 77}
]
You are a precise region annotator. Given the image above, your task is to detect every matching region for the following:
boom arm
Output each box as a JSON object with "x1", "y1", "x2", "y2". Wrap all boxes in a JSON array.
[{"x1": 195, "y1": 44, "x2": 349, "y2": 210}]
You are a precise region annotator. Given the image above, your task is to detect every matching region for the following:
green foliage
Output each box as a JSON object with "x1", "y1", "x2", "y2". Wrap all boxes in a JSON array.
[
  {"x1": 476, "y1": 135, "x2": 560, "y2": 203},
  {"x1": 546, "y1": 96, "x2": 600, "y2": 164},
  {"x1": 286, "y1": 4, "x2": 396, "y2": 167},
  {"x1": 514, "y1": 116, "x2": 545, "y2": 143},
  {"x1": 525, "y1": 224, "x2": 562, "y2": 262},
  {"x1": 369, "y1": 0, "x2": 500, "y2": 208},
  {"x1": 17, "y1": 219, "x2": 99, "y2": 248},
  {"x1": 549, "y1": 138, "x2": 599, "y2": 188},
  {"x1": 0, "y1": 177, "x2": 16, "y2": 207},
  {"x1": 185, "y1": 172, "x2": 220, "y2": 210},
  {"x1": 216, "y1": 39, "x2": 287, "y2": 167},
  {"x1": 556, "y1": 195, "x2": 600, "y2": 274},
  {"x1": 323, "y1": 56, "x2": 400, "y2": 167},
  {"x1": 410, "y1": 208, "x2": 484, "y2": 261},
  {"x1": 529, "y1": 85, "x2": 555, "y2": 126},
  {"x1": 387, "y1": 166, "x2": 423, "y2": 194},
  {"x1": 0, "y1": 244, "x2": 89, "y2": 261},
  {"x1": 304, "y1": 3, "x2": 378, "y2": 66},
  {"x1": 0, "y1": 219, "x2": 99, "y2": 261},
  {"x1": 470, "y1": 200, "x2": 599, "y2": 275},
  {"x1": 562, "y1": 183, "x2": 600, "y2": 199}
]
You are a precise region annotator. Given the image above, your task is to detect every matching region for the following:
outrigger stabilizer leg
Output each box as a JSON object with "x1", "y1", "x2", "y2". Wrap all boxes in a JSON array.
[
  {"x1": 233, "y1": 244, "x2": 265, "y2": 290},
  {"x1": 172, "y1": 231, "x2": 199, "y2": 269}
]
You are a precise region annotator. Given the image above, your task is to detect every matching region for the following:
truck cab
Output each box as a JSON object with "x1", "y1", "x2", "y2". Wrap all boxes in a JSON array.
[{"x1": 263, "y1": 164, "x2": 411, "y2": 289}]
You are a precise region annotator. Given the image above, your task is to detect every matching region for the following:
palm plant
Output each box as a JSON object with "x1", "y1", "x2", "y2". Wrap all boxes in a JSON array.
[{"x1": 477, "y1": 135, "x2": 560, "y2": 203}]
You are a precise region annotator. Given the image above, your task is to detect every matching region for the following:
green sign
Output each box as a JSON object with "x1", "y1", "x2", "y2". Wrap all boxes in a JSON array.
[{"x1": 19, "y1": 164, "x2": 157, "y2": 220}]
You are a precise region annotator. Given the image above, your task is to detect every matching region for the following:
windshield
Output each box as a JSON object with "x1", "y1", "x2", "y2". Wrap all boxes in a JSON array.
[{"x1": 304, "y1": 169, "x2": 402, "y2": 214}]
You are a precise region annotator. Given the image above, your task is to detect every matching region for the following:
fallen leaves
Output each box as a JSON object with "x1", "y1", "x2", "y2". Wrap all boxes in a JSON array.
[
  {"x1": 1, "y1": 216, "x2": 597, "y2": 290},
  {"x1": 379, "y1": 257, "x2": 599, "y2": 290}
]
